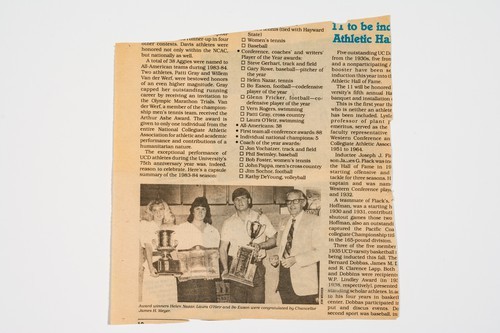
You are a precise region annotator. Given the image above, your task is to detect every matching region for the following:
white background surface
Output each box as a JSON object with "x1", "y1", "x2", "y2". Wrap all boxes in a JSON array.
[{"x1": 1, "y1": 1, "x2": 499, "y2": 332}]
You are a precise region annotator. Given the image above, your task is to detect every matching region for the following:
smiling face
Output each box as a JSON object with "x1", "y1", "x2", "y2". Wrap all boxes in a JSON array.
[
  {"x1": 286, "y1": 192, "x2": 306, "y2": 217},
  {"x1": 150, "y1": 203, "x2": 165, "y2": 222},
  {"x1": 233, "y1": 195, "x2": 251, "y2": 212},
  {"x1": 193, "y1": 206, "x2": 207, "y2": 222}
]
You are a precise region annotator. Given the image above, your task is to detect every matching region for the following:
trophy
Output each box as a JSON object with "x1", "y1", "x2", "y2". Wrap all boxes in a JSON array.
[
  {"x1": 177, "y1": 245, "x2": 220, "y2": 282},
  {"x1": 226, "y1": 210, "x2": 266, "y2": 286},
  {"x1": 246, "y1": 213, "x2": 266, "y2": 263},
  {"x1": 153, "y1": 229, "x2": 181, "y2": 275},
  {"x1": 246, "y1": 218, "x2": 266, "y2": 245}
]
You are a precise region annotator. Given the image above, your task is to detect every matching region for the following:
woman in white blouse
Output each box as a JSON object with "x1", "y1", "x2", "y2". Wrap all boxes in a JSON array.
[{"x1": 175, "y1": 197, "x2": 220, "y2": 302}]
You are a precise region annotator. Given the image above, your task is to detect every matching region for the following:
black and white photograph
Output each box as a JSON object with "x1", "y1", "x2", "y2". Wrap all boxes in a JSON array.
[{"x1": 139, "y1": 184, "x2": 322, "y2": 304}]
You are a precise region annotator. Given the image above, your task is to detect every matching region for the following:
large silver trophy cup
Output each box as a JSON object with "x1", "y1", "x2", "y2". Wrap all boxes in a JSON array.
[
  {"x1": 227, "y1": 210, "x2": 266, "y2": 286},
  {"x1": 153, "y1": 229, "x2": 182, "y2": 275}
]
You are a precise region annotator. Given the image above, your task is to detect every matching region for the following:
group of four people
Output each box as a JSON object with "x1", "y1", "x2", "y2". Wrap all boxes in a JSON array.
[{"x1": 139, "y1": 188, "x2": 321, "y2": 305}]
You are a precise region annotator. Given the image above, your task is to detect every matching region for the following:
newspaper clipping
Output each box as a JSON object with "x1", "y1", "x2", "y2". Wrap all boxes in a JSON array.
[{"x1": 110, "y1": 16, "x2": 398, "y2": 324}]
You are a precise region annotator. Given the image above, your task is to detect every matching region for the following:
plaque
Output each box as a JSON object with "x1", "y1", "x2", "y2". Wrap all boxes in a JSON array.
[
  {"x1": 226, "y1": 245, "x2": 258, "y2": 286},
  {"x1": 177, "y1": 246, "x2": 220, "y2": 281},
  {"x1": 225, "y1": 210, "x2": 266, "y2": 286}
]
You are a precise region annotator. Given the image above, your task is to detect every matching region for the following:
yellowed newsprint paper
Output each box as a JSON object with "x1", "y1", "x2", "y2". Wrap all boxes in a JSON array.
[{"x1": 110, "y1": 16, "x2": 397, "y2": 324}]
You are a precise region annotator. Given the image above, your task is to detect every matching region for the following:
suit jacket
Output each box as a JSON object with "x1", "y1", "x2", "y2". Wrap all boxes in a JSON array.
[{"x1": 276, "y1": 211, "x2": 321, "y2": 296}]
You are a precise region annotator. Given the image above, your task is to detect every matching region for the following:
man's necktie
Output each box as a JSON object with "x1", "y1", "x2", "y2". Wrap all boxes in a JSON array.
[{"x1": 283, "y1": 219, "x2": 296, "y2": 258}]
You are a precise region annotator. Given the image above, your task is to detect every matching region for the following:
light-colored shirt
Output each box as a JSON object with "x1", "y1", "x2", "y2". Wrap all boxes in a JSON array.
[
  {"x1": 139, "y1": 220, "x2": 160, "y2": 249},
  {"x1": 287, "y1": 210, "x2": 305, "y2": 240},
  {"x1": 175, "y1": 221, "x2": 220, "y2": 250}
]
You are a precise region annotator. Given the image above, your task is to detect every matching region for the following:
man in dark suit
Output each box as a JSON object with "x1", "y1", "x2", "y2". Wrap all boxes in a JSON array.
[{"x1": 276, "y1": 189, "x2": 321, "y2": 304}]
